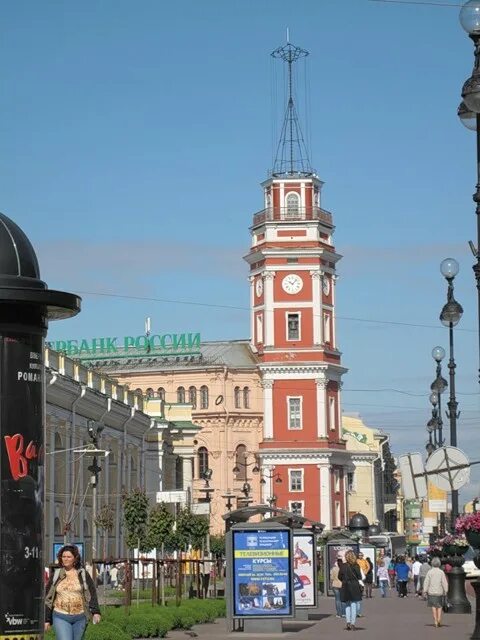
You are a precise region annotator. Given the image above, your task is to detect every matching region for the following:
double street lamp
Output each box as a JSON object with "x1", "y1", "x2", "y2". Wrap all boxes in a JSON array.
[
  {"x1": 439, "y1": 259, "x2": 463, "y2": 524},
  {"x1": 459, "y1": 1, "x2": 480, "y2": 380}
]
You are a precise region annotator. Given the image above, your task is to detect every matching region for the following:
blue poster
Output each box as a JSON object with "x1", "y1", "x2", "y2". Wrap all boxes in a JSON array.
[{"x1": 232, "y1": 529, "x2": 292, "y2": 617}]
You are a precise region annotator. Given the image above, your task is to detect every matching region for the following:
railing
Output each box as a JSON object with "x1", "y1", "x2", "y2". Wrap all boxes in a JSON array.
[{"x1": 252, "y1": 206, "x2": 333, "y2": 227}]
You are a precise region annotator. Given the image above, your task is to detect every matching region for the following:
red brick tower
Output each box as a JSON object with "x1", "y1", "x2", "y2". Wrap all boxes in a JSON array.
[{"x1": 244, "y1": 41, "x2": 350, "y2": 529}]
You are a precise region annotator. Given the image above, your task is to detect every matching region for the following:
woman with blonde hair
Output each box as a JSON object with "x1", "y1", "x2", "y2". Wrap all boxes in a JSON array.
[
  {"x1": 338, "y1": 550, "x2": 363, "y2": 630},
  {"x1": 423, "y1": 557, "x2": 448, "y2": 628}
]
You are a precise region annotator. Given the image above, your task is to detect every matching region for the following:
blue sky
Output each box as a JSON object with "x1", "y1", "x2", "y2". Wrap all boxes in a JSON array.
[{"x1": 2, "y1": 0, "x2": 480, "y2": 504}]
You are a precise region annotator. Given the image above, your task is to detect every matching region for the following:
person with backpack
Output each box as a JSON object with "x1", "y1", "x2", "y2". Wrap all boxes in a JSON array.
[{"x1": 45, "y1": 545, "x2": 100, "y2": 640}]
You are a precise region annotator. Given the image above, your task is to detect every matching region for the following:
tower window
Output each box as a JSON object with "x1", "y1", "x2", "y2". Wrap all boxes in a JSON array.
[
  {"x1": 177, "y1": 386, "x2": 185, "y2": 403},
  {"x1": 285, "y1": 192, "x2": 300, "y2": 218},
  {"x1": 235, "y1": 444, "x2": 247, "y2": 480},
  {"x1": 287, "y1": 313, "x2": 300, "y2": 341},
  {"x1": 289, "y1": 469, "x2": 303, "y2": 492},
  {"x1": 329, "y1": 396, "x2": 336, "y2": 430},
  {"x1": 287, "y1": 397, "x2": 302, "y2": 430},
  {"x1": 243, "y1": 387, "x2": 250, "y2": 409},
  {"x1": 256, "y1": 313, "x2": 263, "y2": 344},
  {"x1": 189, "y1": 386, "x2": 197, "y2": 409},
  {"x1": 323, "y1": 313, "x2": 331, "y2": 344},
  {"x1": 289, "y1": 501, "x2": 304, "y2": 516}
]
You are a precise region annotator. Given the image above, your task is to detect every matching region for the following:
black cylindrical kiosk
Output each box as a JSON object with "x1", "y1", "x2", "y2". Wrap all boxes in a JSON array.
[{"x1": 0, "y1": 213, "x2": 80, "y2": 640}]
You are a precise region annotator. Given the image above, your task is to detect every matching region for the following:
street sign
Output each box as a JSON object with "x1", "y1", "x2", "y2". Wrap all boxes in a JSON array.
[
  {"x1": 399, "y1": 453, "x2": 428, "y2": 499},
  {"x1": 425, "y1": 446, "x2": 470, "y2": 492}
]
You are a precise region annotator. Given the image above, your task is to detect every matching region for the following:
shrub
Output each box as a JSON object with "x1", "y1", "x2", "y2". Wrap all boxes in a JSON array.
[{"x1": 85, "y1": 622, "x2": 130, "y2": 640}]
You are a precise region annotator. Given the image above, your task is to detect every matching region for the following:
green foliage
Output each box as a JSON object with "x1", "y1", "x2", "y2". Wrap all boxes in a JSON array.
[
  {"x1": 122, "y1": 488, "x2": 150, "y2": 551},
  {"x1": 85, "y1": 622, "x2": 130, "y2": 640},
  {"x1": 209, "y1": 534, "x2": 225, "y2": 557},
  {"x1": 175, "y1": 506, "x2": 210, "y2": 550},
  {"x1": 147, "y1": 502, "x2": 175, "y2": 550}
]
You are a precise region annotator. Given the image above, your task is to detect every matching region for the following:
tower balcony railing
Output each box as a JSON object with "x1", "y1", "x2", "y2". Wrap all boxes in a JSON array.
[{"x1": 252, "y1": 206, "x2": 333, "y2": 227}]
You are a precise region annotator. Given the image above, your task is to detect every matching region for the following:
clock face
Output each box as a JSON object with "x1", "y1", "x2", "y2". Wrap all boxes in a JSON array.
[
  {"x1": 282, "y1": 274, "x2": 303, "y2": 295},
  {"x1": 255, "y1": 278, "x2": 263, "y2": 297},
  {"x1": 323, "y1": 277, "x2": 330, "y2": 296}
]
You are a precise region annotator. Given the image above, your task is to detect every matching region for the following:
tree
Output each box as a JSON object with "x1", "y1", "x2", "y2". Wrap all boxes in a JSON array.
[
  {"x1": 175, "y1": 506, "x2": 210, "y2": 550},
  {"x1": 95, "y1": 503, "x2": 115, "y2": 561},
  {"x1": 122, "y1": 488, "x2": 150, "y2": 551},
  {"x1": 147, "y1": 503, "x2": 175, "y2": 550},
  {"x1": 210, "y1": 534, "x2": 225, "y2": 558}
]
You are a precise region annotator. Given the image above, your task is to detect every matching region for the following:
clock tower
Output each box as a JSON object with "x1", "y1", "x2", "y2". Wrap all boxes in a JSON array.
[{"x1": 244, "y1": 41, "x2": 350, "y2": 529}]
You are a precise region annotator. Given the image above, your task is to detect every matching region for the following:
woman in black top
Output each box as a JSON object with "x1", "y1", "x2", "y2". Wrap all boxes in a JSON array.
[
  {"x1": 339, "y1": 550, "x2": 363, "y2": 630},
  {"x1": 364, "y1": 557, "x2": 374, "y2": 598}
]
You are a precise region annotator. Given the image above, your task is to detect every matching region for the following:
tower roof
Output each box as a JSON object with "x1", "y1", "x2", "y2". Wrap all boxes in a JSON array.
[{"x1": 271, "y1": 41, "x2": 314, "y2": 178}]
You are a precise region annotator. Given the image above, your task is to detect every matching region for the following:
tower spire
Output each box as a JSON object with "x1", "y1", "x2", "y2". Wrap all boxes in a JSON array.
[{"x1": 271, "y1": 40, "x2": 313, "y2": 177}]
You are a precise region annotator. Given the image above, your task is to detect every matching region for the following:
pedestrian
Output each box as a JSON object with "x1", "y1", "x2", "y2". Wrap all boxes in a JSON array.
[
  {"x1": 110, "y1": 565, "x2": 118, "y2": 589},
  {"x1": 364, "y1": 557, "x2": 374, "y2": 598},
  {"x1": 394, "y1": 556, "x2": 410, "y2": 598},
  {"x1": 330, "y1": 556, "x2": 345, "y2": 618},
  {"x1": 339, "y1": 550, "x2": 363, "y2": 631},
  {"x1": 418, "y1": 556, "x2": 431, "y2": 599},
  {"x1": 388, "y1": 559, "x2": 396, "y2": 588},
  {"x1": 423, "y1": 557, "x2": 448, "y2": 628},
  {"x1": 377, "y1": 560, "x2": 389, "y2": 597},
  {"x1": 45, "y1": 544, "x2": 101, "y2": 640},
  {"x1": 411, "y1": 555, "x2": 422, "y2": 596}
]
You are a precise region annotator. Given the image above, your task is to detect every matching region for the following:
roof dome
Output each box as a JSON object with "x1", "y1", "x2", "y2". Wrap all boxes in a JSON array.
[
  {"x1": 0, "y1": 212, "x2": 42, "y2": 284},
  {"x1": 368, "y1": 524, "x2": 382, "y2": 536},
  {"x1": 348, "y1": 513, "x2": 370, "y2": 531}
]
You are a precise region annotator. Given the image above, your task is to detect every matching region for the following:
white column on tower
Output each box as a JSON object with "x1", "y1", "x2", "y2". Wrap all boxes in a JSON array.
[
  {"x1": 311, "y1": 271, "x2": 322, "y2": 345},
  {"x1": 262, "y1": 380, "x2": 274, "y2": 439},
  {"x1": 332, "y1": 274, "x2": 337, "y2": 349},
  {"x1": 249, "y1": 275, "x2": 256, "y2": 350},
  {"x1": 336, "y1": 381, "x2": 343, "y2": 437},
  {"x1": 264, "y1": 272, "x2": 276, "y2": 347},
  {"x1": 315, "y1": 378, "x2": 328, "y2": 438},
  {"x1": 318, "y1": 461, "x2": 332, "y2": 530}
]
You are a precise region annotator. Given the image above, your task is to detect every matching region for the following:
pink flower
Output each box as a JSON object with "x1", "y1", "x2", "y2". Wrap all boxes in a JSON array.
[{"x1": 455, "y1": 512, "x2": 480, "y2": 534}]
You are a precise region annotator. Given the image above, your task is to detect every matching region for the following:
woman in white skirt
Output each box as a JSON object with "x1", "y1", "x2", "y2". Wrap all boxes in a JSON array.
[{"x1": 423, "y1": 557, "x2": 448, "y2": 628}]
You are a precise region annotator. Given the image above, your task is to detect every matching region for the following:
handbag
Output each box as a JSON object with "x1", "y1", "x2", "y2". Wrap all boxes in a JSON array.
[{"x1": 442, "y1": 596, "x2": 450, "y2": 613}]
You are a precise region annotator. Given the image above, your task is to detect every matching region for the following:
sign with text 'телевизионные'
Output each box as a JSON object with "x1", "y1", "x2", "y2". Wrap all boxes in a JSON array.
[{"x1": 46, "y1": 332, "x2": 201, "y2": 360}]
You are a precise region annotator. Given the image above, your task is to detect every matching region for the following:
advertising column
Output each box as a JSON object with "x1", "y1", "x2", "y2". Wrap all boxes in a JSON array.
[
  {"x1": 0, "y1": 335, "x2": 44, "y2": 639},
  {"x1": 232, "y1": 528, "x2": 292, "y2": 617}
]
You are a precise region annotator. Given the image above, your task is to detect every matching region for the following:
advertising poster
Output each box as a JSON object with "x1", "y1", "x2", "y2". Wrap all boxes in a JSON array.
[
  {"x1": 326, "y1": 543, "x2": 359, "y2": 596},
  {"x1": 232, "y1": 529, "x2": 292, "y2": 617},
  {"x1": 53, "y1": 542, "x2": 85, "y2": 563},
  {"x1": 0, "y1": 335, "x2": 44, "y2": 639},
  {"x1": 293, "y1": 533, "x2": 315, "y2": 607}
]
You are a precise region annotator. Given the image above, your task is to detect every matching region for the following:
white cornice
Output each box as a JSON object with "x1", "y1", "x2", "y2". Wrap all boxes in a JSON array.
[
  {"x1": 258, "y1": 449, "x2": 353, "y2": 466},
  {"x1": 259, "y1": 363, "x2": 348, "y2": 380}
]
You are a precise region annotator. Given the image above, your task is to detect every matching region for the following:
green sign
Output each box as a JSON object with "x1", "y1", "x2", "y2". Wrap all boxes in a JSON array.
[
  {"x1": 46, "y1": 333, "x2": 201, "y2": 361},
  {"x1": 342, "y1": 429, "x2": 368, "y2": 444}
]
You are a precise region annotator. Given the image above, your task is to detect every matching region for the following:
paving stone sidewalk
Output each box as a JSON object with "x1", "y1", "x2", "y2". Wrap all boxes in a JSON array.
[{"x1": 167, "y1": 590, "x2": 476, "y2": 640}]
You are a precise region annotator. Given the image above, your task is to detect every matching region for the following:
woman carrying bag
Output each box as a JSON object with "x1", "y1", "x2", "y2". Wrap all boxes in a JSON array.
[
  {"x1": 423, "y1": 557, "x2": 448, "y2": 628},
  {"x1": 45, "y1": 545, "x2": 101, "y2": 640},
  {"x1": 339, "y1": 550, "x2": 363, "y2": 631}
]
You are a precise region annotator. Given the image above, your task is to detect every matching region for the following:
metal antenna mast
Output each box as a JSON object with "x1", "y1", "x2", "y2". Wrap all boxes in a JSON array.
[{"x1": 271, "y1": 39, "x2": 313, "y2": 177}]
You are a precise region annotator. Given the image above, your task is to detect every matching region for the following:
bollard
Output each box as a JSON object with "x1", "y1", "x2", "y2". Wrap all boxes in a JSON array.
[{"x1": 0, "y1": 212, "x2": 80, "y2": 640}]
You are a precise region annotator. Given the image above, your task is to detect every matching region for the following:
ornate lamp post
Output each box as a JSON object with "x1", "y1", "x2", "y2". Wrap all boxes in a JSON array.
[
  {"x1": 459, "y1": 2, "x2": 480, "y2": 382},
  {"x1": 439, "y1": 258, "x2": 463, "y2": 524},
  {"x1": 198, "y1": 469, "x2": 214, "y2": 555}
]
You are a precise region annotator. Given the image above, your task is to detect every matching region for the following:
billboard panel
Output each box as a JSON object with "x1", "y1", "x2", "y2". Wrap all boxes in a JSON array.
[
  {"x1": 293, "y1": 533, "x2": 316, "y2": 607},
  {"x1": 325, "y1": 542, "x2": 360, "y2": 596},
  {"x1": 232, "y1": 528, "x2": 292, "y2": 617}
]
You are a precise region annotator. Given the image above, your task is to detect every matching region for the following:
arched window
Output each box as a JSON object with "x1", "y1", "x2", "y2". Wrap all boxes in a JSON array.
[
  {"x1": 235, "y1": 444, "x2": 247, "y2": 481},
  {"x1": 135, "y1": 387, "x2": 142, "y2": 395},
  {"x1": 200, "y1": 386, "x2": 209, "y2": 409},
  {"x1": 157, "y1": 387, "x2": 165, "y2": 401},
  {"x1": 189, "y1": 386, "x2": 197, "y2": 409},
  {"x1": 285, "y1": 192, "x2": 300, "y2": 218},
  {"x1": 145, "y1": 387, "x2": 154, "y2": 399},
  {"x1": 243, "y1": 387, "x2": 250, "y2": 409},
  {"x1": 234, "y1": 386, "x2": 241, "y2": 409},
  {"x1": 198, "y1": 447, "x2": 209, "y2": 479},
  {"x1": 177, "y1": 386, "x2": 185, "y2": 403}
]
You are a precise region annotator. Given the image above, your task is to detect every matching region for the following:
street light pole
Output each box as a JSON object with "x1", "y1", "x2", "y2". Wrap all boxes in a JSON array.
[
  {"x1": 459, "y1": 2, "x2": 480, "y2": 382},
  {"x1": 439, "y1": 258, "x2": 464, "y2": 524}
]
